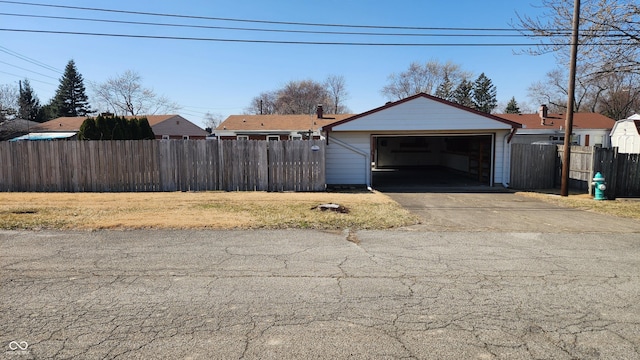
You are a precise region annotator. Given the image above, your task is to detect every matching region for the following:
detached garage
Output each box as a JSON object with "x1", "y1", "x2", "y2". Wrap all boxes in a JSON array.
[{"x1": 322, "y1": 93, "x2": 521, "y2": 189}]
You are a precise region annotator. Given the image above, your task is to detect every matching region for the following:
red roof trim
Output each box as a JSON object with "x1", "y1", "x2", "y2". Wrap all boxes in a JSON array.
[{"x1": 322, "y1": 92, "x2": 522, "y2": 131}]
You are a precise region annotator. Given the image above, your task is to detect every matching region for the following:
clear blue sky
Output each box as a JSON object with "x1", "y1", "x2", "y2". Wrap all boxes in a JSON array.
[{"x1": 0, "y1": 0, "x2": 560, "y2": 127}]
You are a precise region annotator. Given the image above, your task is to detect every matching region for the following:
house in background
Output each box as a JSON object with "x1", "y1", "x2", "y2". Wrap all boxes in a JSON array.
[
  {"x1": 26, "y1": 114, "x2": 208, "y2": 140},
  {"x1": 497, "y1": 105, "x2": 616, "y2": 147},
  {"x1": 0, "y1": 118, "x2": 42, "y2": 141},
  {"x1": 215, "y1": 106, "x2": 353, "y2": 140},
  {"x1": 610, "y1": 114, "x2": 640, "y2": 153}
]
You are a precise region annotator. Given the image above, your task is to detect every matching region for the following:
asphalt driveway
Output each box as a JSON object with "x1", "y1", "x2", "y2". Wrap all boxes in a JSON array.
[{"x1": 383, "y1": 189, "x2": 640, "y2": 233}]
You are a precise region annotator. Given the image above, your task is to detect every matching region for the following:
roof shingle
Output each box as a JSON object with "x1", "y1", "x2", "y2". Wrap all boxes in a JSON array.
[{"x1": 496, "y1": 113, "x2": 616, "y2": 130}]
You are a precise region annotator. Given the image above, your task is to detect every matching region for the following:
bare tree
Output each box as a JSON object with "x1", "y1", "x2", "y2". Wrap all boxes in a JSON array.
[
  {"x1": 203, "y1": 111, "x2": 224, "y2": 132},
  {"x1": 245, "y1": 91, "x2": 278, "y2": 115},
  {"x1": 276, "y1": 80, "x2": 330, "y2": 115},
  {"x1": 513, "y1": 0, "x2": 640, "y2": 116},
  {"x1": 595, "y1": 72, "x2": 640, "y2": 119},
  {"x1": 381, "y1": 60, "x2": 470, "y2": 100},
  {"x1": 92, "y1": 70, "x2": 180, "y2": 116},
  {"x1": 0, "y1": 83, "x2": 18, "y2": 121},
  {"x1": 325, "y1": 75, "x2": 350, "y2": 114},
  {"x1": 527, "y1": 67, "x2": 604, "y2": 112},
  {"x1": 247, "y1": 78, "x2": 349, "y2": 115}
]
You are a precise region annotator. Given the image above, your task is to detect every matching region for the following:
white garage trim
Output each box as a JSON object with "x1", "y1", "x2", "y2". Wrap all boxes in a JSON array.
[
  {"x1": 323, "y1": 93, "x2": 521, "y2": 188},
  {"x1": 326, "y1": 134, "x2": 371, "y2": 187}
]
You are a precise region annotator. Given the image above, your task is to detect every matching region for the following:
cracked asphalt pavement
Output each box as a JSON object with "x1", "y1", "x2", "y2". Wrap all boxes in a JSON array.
[{"x1": 2, "y1": 193, "x2": 640, "y2": 359}]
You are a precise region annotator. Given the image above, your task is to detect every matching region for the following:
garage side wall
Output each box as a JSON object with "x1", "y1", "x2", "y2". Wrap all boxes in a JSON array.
[
  {"x1": 495, "y1": 130, "x2": 510, "y2": 186},
  {"x1": 326, "y1": 132, "x2": 371, "y2": 186}
]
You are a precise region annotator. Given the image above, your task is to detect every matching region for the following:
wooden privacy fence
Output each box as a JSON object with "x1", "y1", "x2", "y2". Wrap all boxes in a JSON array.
[
  {"x1": 509, "y1": 144, "x2": 557, "y2": 189},
  {"x1": 510, "y1": 144, "x2": 640, "y2": 198},
  {"x1": 0, "y1": 139, "x2": 326, "y2": 192},
  {"x1": 593, "y1": 147, "x2": 640, "y2": 198}
]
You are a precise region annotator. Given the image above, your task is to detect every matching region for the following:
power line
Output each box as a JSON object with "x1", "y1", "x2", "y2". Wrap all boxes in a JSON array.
[
  {"x1": 0, "y1": 59, "x2": 59, "y2": 80},
  {"x1": 0, "y1": 12, "x2": 545, "y2": 38},
  {"x1": 0, "y1": 45, "x2": 63, "y2": 74},
  {"x1": 0, "y1": 28, "x2": 585, "y2": 47},
  {"x1": 0, "y1": 69, "x2": 57, "y2": 86},
  {"x1": 0, "y1": 0, "x2": 563, "y2": 32}
]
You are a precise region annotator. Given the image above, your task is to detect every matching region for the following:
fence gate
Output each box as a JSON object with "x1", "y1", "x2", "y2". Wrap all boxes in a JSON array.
[{"x1": 509, "y1": 144, "x2": 557, "y2": 189}]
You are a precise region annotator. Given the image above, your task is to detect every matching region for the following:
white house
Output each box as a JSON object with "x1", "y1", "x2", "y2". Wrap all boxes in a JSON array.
[
  {"x1": 321, "y1": 93, "x2": 521, "y2": 188},
  {"x1": 610, "y1": 114, "x2": 640, "y2": 154},
  {"x1": 497, "y1": 105, "x2": 616, "y2": 147}
]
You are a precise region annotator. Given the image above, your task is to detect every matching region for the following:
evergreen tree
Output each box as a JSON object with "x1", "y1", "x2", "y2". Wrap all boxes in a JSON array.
[
  {"x1": 38, "y1": 103, "x2": 57, "y2": 122},
  {"x1": 78, "y1": 118, "x2": 100, "y2": 140},
  {"x1": 505, "y1": 97, "x2": 521, "y2": 114},
  {"x1": 52, "y1": 60, "x2": 92, "y2": 117},
  {"x1": 78, "y1": 115, "x2": 156, "y2": 140},
  {"x1": 452, "y1": 79, "x2": 475, "y2": 108},
  {"x1": 472, "y1": 73, "x2": 497, "y2": 113},
  {"x1": 434, "y1": 73, "x2": 455, "y2": 102},
  {"x1": 137, "y1": 118, "x2": 155, "y2": 140},
  {"x1": 18, "y1": 79, "x2": 42, "y2": 121}
]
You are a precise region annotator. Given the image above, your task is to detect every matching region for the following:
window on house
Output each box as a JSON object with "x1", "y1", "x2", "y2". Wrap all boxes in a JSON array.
[
  {"x1": 162, "y1": 135, "x2": 170, "y2": 140},
  {"x1": 182, "y1": 135, "x2": 189, "y2": 140},
  {"x1": 237, "y1": 135, "x2": 249, "y2": 140},
  {"x1": 290, "y1": 134, "x2": 303, "y2": 140},
  {"x1": 267, "y1": 135, "x2": 280, "y2": 141}
]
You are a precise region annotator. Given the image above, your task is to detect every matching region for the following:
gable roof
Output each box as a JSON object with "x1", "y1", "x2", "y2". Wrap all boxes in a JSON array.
[
  {"x1": 216, "y1": 114, "x2": 354, "y2": 132},
  {"x1": 497, "y1": 112, "x2": 616, "y2": 130},
  {"x1": 33, "y1": 115, "x2": 192, "y2": 132},
  {"x1": 611, "y1": 117, "x2": 640, "y2": 136},
  {"x1": 323, "y1": 93, "x2": 522, "y2": 132}
]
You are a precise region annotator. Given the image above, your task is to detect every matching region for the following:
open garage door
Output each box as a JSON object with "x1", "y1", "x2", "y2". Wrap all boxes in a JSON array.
[{"x1": 372, "y1": 134, "x2": 494, "y2": 189}]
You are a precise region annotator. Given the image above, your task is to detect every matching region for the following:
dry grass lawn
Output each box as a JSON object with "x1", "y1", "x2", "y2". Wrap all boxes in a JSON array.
[
  {"x1": 0, "y1": 191, "x2": 420, "y2": 230},
  {"x1": 517, "y1": 191, "x2": 640, "y2": 220}
]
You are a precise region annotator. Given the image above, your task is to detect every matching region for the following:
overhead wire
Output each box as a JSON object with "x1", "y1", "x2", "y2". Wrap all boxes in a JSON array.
[
  {"x1": 0, "y1": 1, "x2": 631, "y2": 47},
  {"x1": 0, "y1": 0, "x2": 537, "y2": 31},
  {"x1": 0, "y1": 59, "x2": 60, "y2": 80},
  {"x1": 1, "y1": 28, "x2": 609, "y2": 47},
  {"x1": 0, "y1": 69, "x2": 57, "y2": 86},
  {"x1": 0, "y1": 12, "x2": 558, "y2": 38},
  {"x1": 0, "y1": 45, "x2": 63, "y2": 74}
]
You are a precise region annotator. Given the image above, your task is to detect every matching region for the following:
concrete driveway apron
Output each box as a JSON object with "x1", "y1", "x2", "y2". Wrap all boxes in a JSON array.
[{"x1": 383, "y1": 189, "x2": 640, "y2": 233}]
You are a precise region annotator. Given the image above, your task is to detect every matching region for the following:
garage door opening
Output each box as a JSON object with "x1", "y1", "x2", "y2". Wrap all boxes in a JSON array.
[{"x1": 372, "y1": 135, "x2": 493, "y2": 189}]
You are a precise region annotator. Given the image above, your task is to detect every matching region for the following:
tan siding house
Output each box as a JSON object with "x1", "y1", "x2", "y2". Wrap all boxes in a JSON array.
[
  {"x1": 215, "y1": 106, "x2": 353, "y2": 140},
  {"x1": 33, "y1": 115, "x2": 208, "y2": 140}
]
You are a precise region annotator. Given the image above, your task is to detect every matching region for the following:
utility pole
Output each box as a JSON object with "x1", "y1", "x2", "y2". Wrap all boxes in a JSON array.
[{"x1": 561, "y1": 0, "x2": 580, "y2": 197}]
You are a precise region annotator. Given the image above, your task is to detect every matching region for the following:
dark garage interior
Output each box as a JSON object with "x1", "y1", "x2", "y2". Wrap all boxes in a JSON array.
[{"x1": 371, "y1": 135, "x2": 493, "y2": 189}]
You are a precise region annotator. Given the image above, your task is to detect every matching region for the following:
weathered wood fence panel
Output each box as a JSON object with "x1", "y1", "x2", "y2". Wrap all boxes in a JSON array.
[
  {"x1": 510, "y1": 144, "x2": 640, "y2": 198},
  {"x1": 593, "y1": 148, "x2": 640, "y2": 198},
  {"x1": 0, "y1": 140, "x2": 325, "y2": 192},
  {"x1": 509, "y1": 144, "x2": 557, "y2": 189},
  {"x1": 557, "y1": 145, "x2": 593, "y2": 191}
]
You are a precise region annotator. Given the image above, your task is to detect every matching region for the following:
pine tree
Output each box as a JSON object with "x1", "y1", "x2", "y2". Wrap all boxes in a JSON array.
[
  {"x1": 472, "y1": 73, "x2": 497, "y2": 113},
  {"x1": 434, "y1": 74, "x2": 455, "y2": 102},
  {"x1": 18, "y1": 79, "x2": 42, "y2": 121},
  {"x1": 137, "y1": 118, "x2": 155, "y2": 140},
  {"x1": 505, "y1": 97, "x2": 521, "y2": 114},
  {"x1": 52, "y1": 60, "x2": 92, "y2": 117},
  {"x1": 452, "y1": 79, "x2": 475, "y2": 108}
]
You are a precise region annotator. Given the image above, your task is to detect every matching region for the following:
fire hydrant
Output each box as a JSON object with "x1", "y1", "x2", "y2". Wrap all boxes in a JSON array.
[{"x1": 592, "y1": 172, "x2": 607, "y2": 200}]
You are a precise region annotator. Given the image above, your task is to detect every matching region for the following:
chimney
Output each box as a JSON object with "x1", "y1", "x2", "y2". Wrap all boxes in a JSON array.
[
  {"x1": 539, "y1": 104, "x2": 548, "y2": 125},
  {"x1": 316, "y1": 104, "x2": 323, "y2": 119}
]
